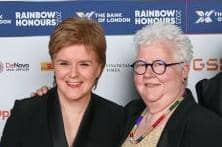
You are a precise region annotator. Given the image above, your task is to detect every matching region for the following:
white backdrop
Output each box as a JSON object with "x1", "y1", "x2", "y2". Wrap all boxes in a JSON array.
[{"x1": 1, "y1": 35, "x2": 221, "y2": 107}]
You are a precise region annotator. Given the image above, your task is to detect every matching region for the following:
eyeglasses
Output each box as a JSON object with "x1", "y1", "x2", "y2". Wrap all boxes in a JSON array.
[{"x1": 130, "y1": 60, "x2": 184, "y2": 75}]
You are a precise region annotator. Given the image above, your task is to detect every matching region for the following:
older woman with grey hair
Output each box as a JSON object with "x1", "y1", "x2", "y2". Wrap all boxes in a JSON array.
[{"x1": 121, "y1": 23, "x2": 222, "y2": 147}]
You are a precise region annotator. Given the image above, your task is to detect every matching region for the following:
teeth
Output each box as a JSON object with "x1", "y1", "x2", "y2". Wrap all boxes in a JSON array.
[
  {"x1": 67, "y1": 82, "x2": 82, "y2": 87},
  {"x1": 145, "y1": 83, "x2": 159, "y2": 87},
  {"x1": 68, "y1": 82, "x2": 80, "y2": 84}
]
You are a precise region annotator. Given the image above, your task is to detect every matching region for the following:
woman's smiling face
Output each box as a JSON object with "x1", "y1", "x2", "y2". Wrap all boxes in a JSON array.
[
  {"x1": 134, "y1": 40, "x2": 189, "y2": 107},
  {"x1": 53, "y1": 44, "x2": 102, "y2": 102}
]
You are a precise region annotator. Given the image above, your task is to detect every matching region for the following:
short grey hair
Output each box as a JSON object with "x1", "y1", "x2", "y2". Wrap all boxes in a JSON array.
[{"x1": 134, "y1": 23, "x2": 193, "y2": 63}]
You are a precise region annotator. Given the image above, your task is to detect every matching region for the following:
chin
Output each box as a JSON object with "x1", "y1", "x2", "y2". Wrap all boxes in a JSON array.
[
  {"x1": 143, "y1": 93, "x2": 162, "y2": 101},
  {"x1": 144, "y1": 97, "x2": 160, "y2": 103},
  {"x1": 65, "y1": 95, "x2": 82, "y2": 101}
]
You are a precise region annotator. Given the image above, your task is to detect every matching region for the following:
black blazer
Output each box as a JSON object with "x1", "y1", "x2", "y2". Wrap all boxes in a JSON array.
[
  {"x1": 0, "y1": 87, "x2": 124, "y2": 147},
  {"x1": 196, "y1": 72, "x2": 222, "y2": 117},
  {"x1": 122, "y1": 89, "x2": 222, "y2": 147}
]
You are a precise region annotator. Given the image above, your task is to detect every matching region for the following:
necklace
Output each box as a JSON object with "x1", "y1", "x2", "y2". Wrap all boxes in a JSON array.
[{"x1": 129, "y1": 98, "x2": 183, "y2": 144}]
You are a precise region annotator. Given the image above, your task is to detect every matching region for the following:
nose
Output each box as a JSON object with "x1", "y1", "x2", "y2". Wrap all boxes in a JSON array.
[
  {"x1": 69, "y1": 64, "x2": 78, "y2": 78},
  {"x1": 143, "y1": 65, "x2": 155, "y2": 77}
]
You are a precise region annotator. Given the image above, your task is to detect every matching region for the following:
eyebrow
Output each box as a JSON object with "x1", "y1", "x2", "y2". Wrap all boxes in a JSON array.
[
  {"x1": 78, "y1": 60, "x2": 93, "y2": 63},
  {"x1": 54, "y1": 59, "x2": 94, "y2": 63}
]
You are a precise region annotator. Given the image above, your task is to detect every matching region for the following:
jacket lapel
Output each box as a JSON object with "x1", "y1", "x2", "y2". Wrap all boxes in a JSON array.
[
  {"x1": 72, "y1": 93, "x2": 94, "y2": 147},
  {"x1": 47, "y1": 87, "x2": 68, "y2": 147},
  {"x1": 157, "y1": 89, "x2": 195, "y2": 147},
  {"x1": 121, "y1": 99, "x2": 146, "y2": 143}
]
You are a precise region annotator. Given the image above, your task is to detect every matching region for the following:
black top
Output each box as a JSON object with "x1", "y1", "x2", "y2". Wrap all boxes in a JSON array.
[
  {"x1": 122, "y1": 89, "x2": 222, "y2": 147},
  {"x1": 0, "y1": 87, "x2": 124, "y2": 147},
  {"x1": 196, "y1": 72, "x2": 222, "y2": 117}
]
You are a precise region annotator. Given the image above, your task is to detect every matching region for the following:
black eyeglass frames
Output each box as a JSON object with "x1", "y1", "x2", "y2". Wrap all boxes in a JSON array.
[{"x1": 130, "y1": 60, "x2": 184, "y2": 75}]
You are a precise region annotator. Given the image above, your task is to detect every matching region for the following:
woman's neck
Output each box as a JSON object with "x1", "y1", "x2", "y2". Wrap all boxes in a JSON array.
[
  {"x1": 59, "y1": 95, "x2": 91, "y2": 147},
  {"x1": 59, "y1": 94, "x2": 91, "y2": 116}
]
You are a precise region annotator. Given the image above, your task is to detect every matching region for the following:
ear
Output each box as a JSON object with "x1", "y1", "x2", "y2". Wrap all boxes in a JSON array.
[
  {"x1": 96, "y1": 63, "x2": 103, "y2": 78},
  {"x1": 182, "y1": 63, "x2": 190, "y2": 79}
]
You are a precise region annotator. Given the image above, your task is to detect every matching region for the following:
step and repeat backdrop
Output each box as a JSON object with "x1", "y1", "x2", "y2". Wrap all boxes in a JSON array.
[{"x1": 0, "y1": 0, "x2": 222, "y2": 135}]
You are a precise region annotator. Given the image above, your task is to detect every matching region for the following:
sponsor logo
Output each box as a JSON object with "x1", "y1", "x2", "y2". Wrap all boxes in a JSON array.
[
  {"x1": 15, "y1": 11, "x2": 62, "y2": 27},
  {"x1": 134, "y1": 9, "x2": 182, "y2": 25},
  {"x1": 192, "y1": 58, "x2": 222, "y2": 71},
  {"x1": 41, "y1": 62, "x2": 53, "y2": 71},
  {"x1": 195, "y1": 10, "x2": 214, "y2": 24},
  {"x1": 76, "y1": 11, "x2": 95, "y2": 19},
  {"x1": 105, "y1": 63, "x2": 130, "y2": 73},
  {"x1": 0, "y1": 14, "x2": 12, "y2": 25},
  {"x1": 75, "y1": 11, "x2": 131, "y2": 24},
  {"x1": 0, "y1": 61, "x2": 4, "y2": 73},
  {"x1": 5, "y1": 62, "x2": 30, "y2": 72},
  {"x1": 195, "y1": 10, "x2": 222, "y2": 24}
]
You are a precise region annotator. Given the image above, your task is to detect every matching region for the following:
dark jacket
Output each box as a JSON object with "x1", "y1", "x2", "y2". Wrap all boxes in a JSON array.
[
  {"x1": 0, "y1": 87, "x2": 124, "y2": 147},
  {"x1": 196, "y1": 72, "x2": 222, "y2": 117},
  {"x1": 122, "y1": 89, "x2": 222, "y2": 147}
]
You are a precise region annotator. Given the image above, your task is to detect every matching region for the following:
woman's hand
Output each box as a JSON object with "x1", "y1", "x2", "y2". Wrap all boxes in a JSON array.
[{"x1": 31, "y1": 86, "x2": 49, "y2": 97}]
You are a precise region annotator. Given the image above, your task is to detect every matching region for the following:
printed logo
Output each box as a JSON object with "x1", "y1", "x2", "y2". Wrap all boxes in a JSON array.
[
  {"x1": 105, "y1": 63, "x2": 130, "y2": 73},
  {"x1": 41, "y1": 62, "x2": 53, "y2": 71},
  {"x1": 0, "y1": 14, "x2": 12, "y2": 25},
  {"x1": 75, "y1": 11, "x2": 131, "y2": 24},
  {"x1": 195, "y1": 10, "x2": 214, "y2": 24},
  {"x1": 192, "y1": 58, "x2": 222, "y2": 71},
  {"x1": 0, "y1": 109, "x2": 10, "y2": 120},
  {"x1": 15, "y1": 11, "x2": 62, "y2": 27},
  {"x1": 5, "y1": 62, "x2": 30, "y2": 72},
  {"x1": 0, "y1": 61, "x2": 30, "y2": 72},
  {"x1": 134, "y1": 9, "x2": 182, "y2": 25},
  {"x1": 76, "y1": 11, "x2": 95, "y2": 19}
]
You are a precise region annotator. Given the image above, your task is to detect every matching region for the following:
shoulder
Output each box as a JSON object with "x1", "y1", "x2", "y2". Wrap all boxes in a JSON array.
[
  {"x1": 91, "y1": 93, "x2": 124, "y2": 121},
  {"x1": 15, "y1": 95, "x2": 46, "y2": 108},
  {"x1": 182, "y1": 90, "x2": 222, "y2": 126},
  {"x1": 183, "y1": 104, "x2": 222, "y2": 145},
  {"x1": 184, "y1": 103, "x2": 222, "y2": 140},
  {"x1": 12, "y1": 87, "x2": 55, "y2": 115},
  {"x1": 12, "y1": 96, "x2": 45, "y2": 114},
  {"x1": 92, "y1": 93, "x2": 123, "y2": 112},
  {"x1": 0, "y1": 89, "x2": 54, "y2": 146},
  {"x1": 91, "y1": 93, "x2": 124, "y2": 125},
  {"x1": 168, "y1": 92, "x2": 222, "y2": 146},
  {"x1": 188, "y1": 104, "x2": 222, "y2": 126},
  {"x1": 15, "y1": 90, "x2": 50, "y2": 106}
]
